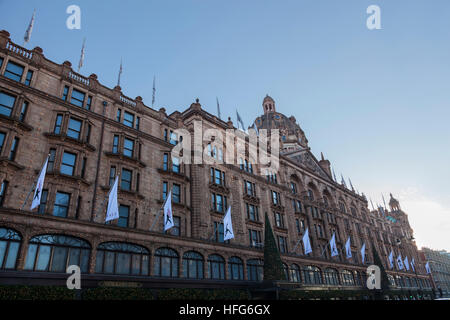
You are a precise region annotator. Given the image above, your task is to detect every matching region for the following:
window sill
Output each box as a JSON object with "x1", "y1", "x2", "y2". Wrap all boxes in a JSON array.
[
  {"x1": 104, "y1": 152, "x2": 146, "y2": 168},
  {"x1": 46, "y1": 171, "x2": 91, "y2": 186},
  {"x1": 243, "y1": 193, "x2": 259, "y2": 204},
  {"x1": 208, "y1": 182, "x2": 229, "y2": 194},
  {"x1": 157, "y1": 168, "x2": 190, "y2": 182},
  {"x1": 0, "y1": 113, "x2": 33, "y2": 131},
  {"x1": 44, "y1": 133, "x2": 96, "y2": 151},
  {"x1": 0, "y1": 157, "x2": 25, "y2": 171}
]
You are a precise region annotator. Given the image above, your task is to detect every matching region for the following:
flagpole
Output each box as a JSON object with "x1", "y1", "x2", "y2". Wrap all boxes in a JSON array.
[{"x1": 21, "y1": 154, "x2": 50, "y2": 210}]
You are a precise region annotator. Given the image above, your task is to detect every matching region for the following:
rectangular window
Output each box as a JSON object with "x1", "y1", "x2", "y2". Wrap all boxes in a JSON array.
[
  {"x1": 272, "y1": 191, "x2": 280, "y2": 205},
  {"x1": 123, "y1": 138, "x2": 134, "y2": 158},
  {"x1": 173, "y1": 184, "x2": 181, "y2": 203},
  {"x1": 85, "y1": 124, "x2": 91, "y2": 143},
  {"x1": 296, "y1": 219, "x2": 301, "y2": 233},
  {"x1": 136, "y1": 173, "x2": 140, "y2": 193},
  {"x1": 19, "y1": 101, "x2": 28, "y2": 121},
  {"x1": 4, "y1": 61, "x2": 24, "y2": 82},
  {"x1": 278, "y1": 236, "x2": 287, "y2": 253},
  {"x1": 275, "y1": 212, "x2": 284, "y2": 228},
  {"x1": 118, "y1": 205, "x2": 129, "y2": 227},
  {"x1": 123, "y1": 111, "x2": 134, "y2": 127},
  {"x1": 81, "y1": 157, "x2": 87, "y2": 178},
  {"x1": 54, "y1": 114, "x2": 63, "y2": 134},
  {"x1": 163, "y1": 153, "x2": 169, "y2": 171},
  {"x1": 290, "y1": 182, "x2": 297, "y2": 194},
  {"x1": 47, "y1": 149, "x2": 56, "y2": 172},
  {"x1": 9, "y1": 137, "x2": 19, "y2": 161},
  {"x1": 245, "y1": 181, "x2": 255, "y2": 196},
  {"x1": 109, "y1": 166, "x2": 116, "y2": 186},
  {"x1": 53, "y1": 192, "x2": 70, "y2": 217},
  {"x1": 136, "y1": 117, "x2": 140, "y2": 130},
  {"x1": 169, "y1": 130, "x2": 177, "y2": 145},
  {"x1": 0, "y1": 180, "x2": 8, "y2": 207},
  {"x1": 38, "y1": 189, "x2": 48, "y2": 214},
  {"x1": 116, "y1": 109, "x2": 121, "y2": 122},
  {"x1": 172, "y1": 156, "x2": 180, "y2": 173},
  {"x1": 62, "y1": 86, "x2": 69, "y2": 101},
  {"x1": 164, "y1": 129, "x2": 168, "y2": 141},
  {"x1": 75, "y1": 196, "x2": 81, "y2": 219},
  {"x1": 249, "y1": 229, "x2": 262, "y2": 247},
  {"x1": 162, "y1": 181, "x2": 168, "y2": 201},
  {"x1": 70, "y1": 88, "x2": 85, "y2": 107},
  {"x1": 112, "y1": 135, "x2": 119, "y2": 153},
  {"x1": 246, "y1": 203, "x2": 259, "y2": 221},
  {"x1": 0, "y1": 132, "x2": 5, "y2": 154},
  {"x1": 61, "y1": 151, "x2": 77, "y2": 176},
  {"x1": 0, "y1": 91, "x2": 16, "y2": 117},
  {"x1": 214, "y1": 222, "x2": 224, "y2": 243},
  {"x1": 25, "y1": 70, "x2": 33, "y2": 86},
  {"x1": 86, "y1": 96, "x2": 92, "y2": 110},
  {"x1": 172, "y1": 216, "x2": 180, "y2": 236},
  {"x1": 0, "y1": 57, "x2": 3, "y2": 69},
  {"x1": 121, "y1": 168, "x2": 132, "y2": 191},
  {"x1": 67, "y1": 118, "x2": 82, "y2": 140}
]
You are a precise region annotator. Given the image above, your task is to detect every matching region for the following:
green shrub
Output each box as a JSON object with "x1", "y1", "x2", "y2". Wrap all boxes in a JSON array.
[{"x1": 0, "y1": 285, "x2": 75, "y2": 300}]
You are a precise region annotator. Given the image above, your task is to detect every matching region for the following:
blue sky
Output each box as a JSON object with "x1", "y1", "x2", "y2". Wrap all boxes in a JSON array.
[{"x1": 1, "y1": 0, "x2": 449, "y2": 251}]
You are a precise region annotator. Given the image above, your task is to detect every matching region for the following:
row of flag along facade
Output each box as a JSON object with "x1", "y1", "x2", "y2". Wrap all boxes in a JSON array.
[
  {"x1": 29, "y1": 155, "x2": 235, "y2": 240},
  {"x1": 29, "y1": 156, "x2": 431, "y2": 273},
  {"x1": 301, "y1": 227, "x2": 432, "y2": 274}
]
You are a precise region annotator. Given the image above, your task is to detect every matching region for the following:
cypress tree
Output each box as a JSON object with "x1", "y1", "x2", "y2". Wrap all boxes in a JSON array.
[{"x1": 263, "y1": 212, "x2": 286, "y2": 281}]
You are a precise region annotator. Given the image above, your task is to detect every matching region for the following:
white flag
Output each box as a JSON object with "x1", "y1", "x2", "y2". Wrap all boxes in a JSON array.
[
  {"x1": 404, "y1": 256, "x2": 410, "y2": 271},
  {"x1": 105, "y1": 176, "x2": 119, "y2": 222},
  {"x1": 361, "y1": 243, "x2": 366, "y2": 264},
  {"x1": 223, "y1": 206, "x2": 234, "y2": 241},
  {"x1": 163, "y1": 191, "x2": 174, "y2": 231},
  {"x1": 30, "y1": 156, "x2": 49, "y2": 210},
  {"x1": 24, "y1": 10, "x2": 36, "y2": 45},
  {"x1": 329, "y1": 233, "x2": 338, "y2": 257},
  {"x1": 397, "y1": 254, "x2": 404, "y2": 270},
  {"x1": 302, "y1": 228, "x2": 312, "y2": 255},
  {"x1": 388, "y1": 251, "x2": 394, "y2": 269},
  {"x1": 411, "y1": 258, "x2": 416, "y2": 272},
  {"x1": 425, "y1": 261, "x2": 431, "y2": 274},
  {"x1": 345, "y1": 237, "x2": 352, "y2": 259}
]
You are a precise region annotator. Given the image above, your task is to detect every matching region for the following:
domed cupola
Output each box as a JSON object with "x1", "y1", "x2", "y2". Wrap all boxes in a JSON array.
[{"x1": 263, "y1": 95, "x2": 276, "y2": 114}]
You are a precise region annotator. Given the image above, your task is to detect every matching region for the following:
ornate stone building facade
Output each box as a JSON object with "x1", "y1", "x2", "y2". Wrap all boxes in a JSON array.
[{"x1": 0, "y1": 30, "x2": 432, "y2": 294}]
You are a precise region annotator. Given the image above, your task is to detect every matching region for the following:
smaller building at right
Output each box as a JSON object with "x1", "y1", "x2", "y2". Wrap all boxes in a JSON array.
[{"x1": 419, "y1": 247, "x2": 450, "y2": 297}]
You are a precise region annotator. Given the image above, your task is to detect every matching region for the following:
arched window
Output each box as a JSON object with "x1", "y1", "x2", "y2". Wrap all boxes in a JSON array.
[
  {"x1": 341, "y1": 270, "x2": 355, "y2": 286},
  {"x1": 182, "y1": 251, "x2": 203, "y2": 279},
  {"x1": 24, "y1": 234, "x2": 90, "y2": 272},
  {"x1": 290, "y1": 264, "x2": 301, "y2": 283},
  {"x1": 228, "y1": 256, "x2": 244, "y2": 280},
  {"x1": 247, "y1": 259, "x2": 263, "y2": 281},
  {"x1": 208, "y1": 254, "x2": 225, "y2": 280},
  {"x1": 154, "y1": 247, "x2": 178, "y2": 278},
  {"x1": 302, "y1": 265, "x2": 322, "y2": 284},
  {"x1": 324, "y1": 268, "x2": 340, "y2": 285},
  {"x1": 0, "y1": 227, "x2": 21, "y2": 270},
  {"x1": 95, "y1": 242, "x2": 149, "y2": 275},
  {"x1": 283, "y1": 263, "x2": 289, "y2": 281}
]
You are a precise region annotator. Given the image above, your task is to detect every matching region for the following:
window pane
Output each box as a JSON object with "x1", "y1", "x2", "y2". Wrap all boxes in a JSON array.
[
  {"x1": 4, "y1": 61, "x2": 24, "y2": 82},
  {"x1": 68, "y1": 248, "x2": 81, "y2": 267},
  {"x1": 61, "y1": 152, "x2": 76, "y2": 176},
  {"x1": 67, "y1": 118, "x2": 82, "y2": 139},
  {"x1": 95, "y1": 251, "x2": 104, "y2": 273},
  {"x1": 0, "y1": 92, "x2": 16, "y2": 117},
  {"x1": 80, "y1": 249, "x2": 90, "y2": 273},
  {"x1": 24, "y1": 244, "x2": 38, "y2": 270},
  {"x1": 53, "y1": 192, "x2": 70, "y2": 217},
  {"x1": 50, "y1": 246, "x2": 68, "y2": 272},
  {"x1": 36, "y1": 245, "x2": 51, "y2": 271},
  {"x1": 104, "y1": 251, "x2": 115, "y2": 273},
  {"x1": 123, "y1": 138, "x2": 134, "y2": 157},
  {"x1": 116, "y1": 252, "x2": 131, "y2": 274},
  {"x1": 4, "y1": 242, "x2": 19, "y2": 269},
  {"x1": 123, "y1": 112, "x2": 134, "y2": 127},
  {"x1": 71, "y1": 89, "x2": 85, "y2": 107},
  {"x1": 141, "y1": 255, "x2": 149, "y2": 275},
  {"x1": 131, "y1": 254, "x2": 141, "y2": 275},
  {"x1": 0, "y1": 241, "x2": 6, "y2": 267}
]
